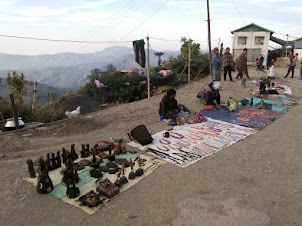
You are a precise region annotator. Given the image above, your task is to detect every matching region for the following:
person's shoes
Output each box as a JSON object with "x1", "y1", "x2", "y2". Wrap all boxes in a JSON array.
[
  {"x1": 283, "y1": 76, "x2": 287, "y2": 78},
  {"x1": 235, "y1": 78, "x2": 239, "y2": 80}
]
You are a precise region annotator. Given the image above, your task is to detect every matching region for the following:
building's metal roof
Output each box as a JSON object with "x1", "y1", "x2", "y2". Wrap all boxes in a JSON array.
[{"x1": 231, "y1": 23, "x2": 274, "y2": 34}]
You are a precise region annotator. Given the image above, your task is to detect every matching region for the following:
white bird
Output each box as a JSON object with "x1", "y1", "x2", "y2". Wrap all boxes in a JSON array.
[{"x1": 65, "y1": 106, "x2": 82, "y2": 119}]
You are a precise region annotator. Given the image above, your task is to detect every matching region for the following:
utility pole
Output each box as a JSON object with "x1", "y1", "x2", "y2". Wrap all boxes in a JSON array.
[
  {"x1": 9, "y1": 94, "x2": 19, "y2": 130},
  {"x1": 188, "y1": 39, "x2": 191, "y2": 85},
  {"x1": 220, "y1": 43, "x2": 223, "y2": 69},
  {"x1": 32, "y1": 82, "x2": 37, "y2": 112},
  {"x1": 147, "y1": 36, "x2": 150, "y2": 103},
  {"x1": 286, "y1": 34, "x2": 288, "y2": 57},
  {"x1": 206, "y1": 0, "x2": 212, "y2": 78}
]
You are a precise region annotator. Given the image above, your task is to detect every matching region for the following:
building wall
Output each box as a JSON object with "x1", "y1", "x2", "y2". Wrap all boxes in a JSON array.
[
  {"x1": 232, "y1": 31, "x2": 271, "y2": 66},
  {"x1": 293, "y1": 49, "x2": 302, "y2": 61}
]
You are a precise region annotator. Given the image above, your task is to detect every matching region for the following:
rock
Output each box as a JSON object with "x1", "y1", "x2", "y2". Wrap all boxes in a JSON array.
[{"x1": 36, "y1": 127, "x2": 48, "y2": 131}]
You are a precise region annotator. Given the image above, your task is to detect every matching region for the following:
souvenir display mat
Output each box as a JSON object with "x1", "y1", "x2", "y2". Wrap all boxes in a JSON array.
[
  {"x1": 200, "y1": 106, "x2": 284, "y2": 130},
  {"x1": 142, "y1": 118, "x2": 256, "y2": 168},
  {"x1": 244, "y1": 97, "x2": 298, "y2": 113},
  {"x1": 23, "y1": 153, "x2": 165, "y2": 214}
]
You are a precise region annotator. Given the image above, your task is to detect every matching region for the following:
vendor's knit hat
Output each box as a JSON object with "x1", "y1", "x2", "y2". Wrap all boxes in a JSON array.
[{"x1": 213, "y1": 81, "x2": 221, "y2": 91}]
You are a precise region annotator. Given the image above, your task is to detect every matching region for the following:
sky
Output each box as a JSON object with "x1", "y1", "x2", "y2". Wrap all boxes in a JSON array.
[{"x1": 0, "y1": 0, "x2": 301, "y2": 55}]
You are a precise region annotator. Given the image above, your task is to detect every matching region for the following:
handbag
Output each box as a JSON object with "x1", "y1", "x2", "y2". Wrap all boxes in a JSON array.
[
  {"x1": 129, "y1": 125, "x2": 153, "y2": 145},
  {"x1": 96, "y1": 178, "x2": 120, "y2": 199}
]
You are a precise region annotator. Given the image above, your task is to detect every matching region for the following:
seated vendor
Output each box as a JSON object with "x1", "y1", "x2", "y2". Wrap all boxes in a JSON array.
[
  {"x1": 197, "y1": 81, "x2": 222, "y2": 109},
  {"x1": 159, "y1": 89, "x2": 179, "y2": 120}
]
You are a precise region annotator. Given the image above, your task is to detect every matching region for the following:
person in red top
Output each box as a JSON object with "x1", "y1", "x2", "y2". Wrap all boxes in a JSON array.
[{"x1": 284, "y1": 51, "x2": 297, "y2": 78}]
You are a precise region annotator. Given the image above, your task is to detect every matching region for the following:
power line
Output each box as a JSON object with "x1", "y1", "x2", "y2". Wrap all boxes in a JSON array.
[
  {"x1": 38, "y1": 0, "x2": 151, "y2": 70},
  {"x1": 149, "y1": 36, "x2": 218, "y2": 43},
  {"x1": 46, "y1": 0, "x2": 171, "y2": 81},
  {"x1": 231, "y1": 0, "x2": 246, "y2": 25},
  {"x1": 0, "y1": 34, "x2": 134, "y2": 43}
]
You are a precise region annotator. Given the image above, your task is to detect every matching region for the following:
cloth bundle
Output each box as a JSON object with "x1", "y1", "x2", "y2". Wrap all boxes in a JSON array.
[{"x1": 186, "y1": 112, "x2": 207, "y2": 124}]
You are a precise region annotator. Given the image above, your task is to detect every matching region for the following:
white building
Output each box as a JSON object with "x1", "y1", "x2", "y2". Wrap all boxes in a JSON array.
[{"x1": 231, "y1": 23, "x2": 274, "y2": 66}]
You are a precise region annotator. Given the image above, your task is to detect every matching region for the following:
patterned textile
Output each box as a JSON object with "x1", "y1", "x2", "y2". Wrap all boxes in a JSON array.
[
  {"x1": 235, "y1": 53, "x2": 248, "y2": 75},
  {"x1": 223, "y1": 52, "x2": 234, "y2": 68}
]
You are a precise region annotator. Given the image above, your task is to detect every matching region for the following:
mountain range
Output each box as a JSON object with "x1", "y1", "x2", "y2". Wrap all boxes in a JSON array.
[{"x1": 0, "y1": 46, "x2": 180, "y2": 90}]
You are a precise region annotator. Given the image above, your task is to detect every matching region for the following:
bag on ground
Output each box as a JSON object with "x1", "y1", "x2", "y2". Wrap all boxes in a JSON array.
[{"x1": 129, "y1": 125, "x2": 153, "y2": 145}]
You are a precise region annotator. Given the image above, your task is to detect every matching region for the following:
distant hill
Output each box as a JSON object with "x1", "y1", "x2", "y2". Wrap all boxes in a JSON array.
[
  {"x1": 0, "y1": 46, "x2": 180, "y2": 90},
  {"x1": 0, "y1": 78, "x2": 71, "y2": 105}
]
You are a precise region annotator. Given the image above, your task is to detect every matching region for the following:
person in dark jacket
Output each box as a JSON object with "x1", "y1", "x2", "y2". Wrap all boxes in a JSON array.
[{"x1": 159, "y1": 89, "x2": 179, "y2": 120}]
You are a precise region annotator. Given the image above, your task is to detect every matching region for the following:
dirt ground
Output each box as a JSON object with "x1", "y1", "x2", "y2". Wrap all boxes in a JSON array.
[{"x1": 0, "y1": 67, "x2": 302, "y2": 226}]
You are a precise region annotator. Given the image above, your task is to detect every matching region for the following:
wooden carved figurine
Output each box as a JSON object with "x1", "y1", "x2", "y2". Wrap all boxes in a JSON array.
[
  {"x1": 135, "y1": 156, "x2": 144, "y2": 176},
  {"x1": 26, "y1": 159, "x2": 36, "y2": 178},
  {"x1": 114, "y1": 170, "x2": 123, "y2": 188},
  {"x1": 70, "y1": 144, "x2": 79, "y2": 161},
  {"x1": 46, "y1": 153, "x2": 52, "y2": 171},
  {"x1": 128, "y1": 159, "x2": 136, "y2": 180},
  {"x1": 36, "y1": 158, "x2": 53, "y2": 194},
  {"x1": 62, "y1": 159, "x2": 80, "y2": 198},
  {"x1": 120, "y1": 164, "x2": 128, "y2": 184}
]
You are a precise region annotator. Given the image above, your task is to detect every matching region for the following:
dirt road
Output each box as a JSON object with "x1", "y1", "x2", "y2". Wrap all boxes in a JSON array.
[{"x1": 1, "y1": 68, "x2": 302, "y2": 225}]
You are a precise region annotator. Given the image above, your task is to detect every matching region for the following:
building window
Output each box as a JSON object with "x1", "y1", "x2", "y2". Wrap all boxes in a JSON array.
[
  {"x1": 238, "y1": 37, "x2": 247, "y2": 45},
  {"x1": 255, "y1": 36, "x2": 265, "y2": 45}
]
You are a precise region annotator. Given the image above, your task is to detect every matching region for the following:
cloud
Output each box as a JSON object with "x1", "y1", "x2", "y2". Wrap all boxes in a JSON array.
[{"x1": 16, "y1": 7, "x2": 68, "y2": 17}]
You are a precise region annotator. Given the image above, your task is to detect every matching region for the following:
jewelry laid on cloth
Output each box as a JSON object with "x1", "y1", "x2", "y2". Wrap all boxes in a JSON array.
[
  {"x1": 157, "y1": 146, "x2": 170, "y2": 152},
  {"x1": 186, "y1": 134, "x2": 204, "y2": 140},
  {"x1": 177, "y1": 140, "x2": 191, "y2": 148},
  {"x1": 169, "y1": 144, "x2": 181, "y2": 150},
  {"x1": 169, "y1": 132, "x2": 185, "y2": 139},
  {"x1": 159, "y1": 139, "x2": 171, "y2": 145}
]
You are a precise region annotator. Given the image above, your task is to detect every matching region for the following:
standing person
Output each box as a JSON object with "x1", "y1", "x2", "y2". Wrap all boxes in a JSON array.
[
  {"x1": 300, "y1": 57, "x2": 302, "y2": 80},
  {"x1": 235, "y1": 48, "x2": 250, "y2": 80},
  {"x1": 212, "y1": 47, "x2": 221, "y2": 81},
  {"x1": 222, "y1": 47, "x2": 234, "y2": 81},
  {"x1": 284, "y1": 51, "x2": 296, "y2": 78},
  {"x1": 257, "y1": 56, "x2": 264, "y2": 71}
]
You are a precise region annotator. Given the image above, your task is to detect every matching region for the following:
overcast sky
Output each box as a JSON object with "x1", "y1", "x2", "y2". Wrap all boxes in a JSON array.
[{"x1": 0, "y1": 0, "x2": 301, "y2": 55}]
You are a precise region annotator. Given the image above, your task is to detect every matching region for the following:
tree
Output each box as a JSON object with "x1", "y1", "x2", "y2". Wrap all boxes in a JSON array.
[
  {"x1": 162, "y1": 38, "x2": 209, "y2": 79},
  {"x1": 6, "y1": 71, "x2": 28, "y2": 112},
  {"x1": 106, "y1": 64, "x2": 117, "y2": 72},
  {"x1": 154, "y1": 51, "x2": 165, "y2": 66},
  {"x1": 47, "y1": 92, "x2": 57, "y2": 104}
]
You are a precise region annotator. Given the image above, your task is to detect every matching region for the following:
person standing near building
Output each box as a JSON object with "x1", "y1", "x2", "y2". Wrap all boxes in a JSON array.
[
  {"x1": 212, "y1": 47, "x2": 221, "y2": 81},
  {"x1": 222, "y1": 47, "x2": 234, "y2": 81},
  {"x1": 235, "y1": 48, "x2": 250, "y2": 80},
  {"x1": 300, "y1": 57, "x2": 302, "y2": 80},
  {"x1": 284, "y1": 51, "x2": 297, "y2": 78}
]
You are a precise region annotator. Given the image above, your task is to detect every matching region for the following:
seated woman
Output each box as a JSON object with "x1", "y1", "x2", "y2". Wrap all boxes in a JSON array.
[
  {"x1": 159, "y1": 89, "x2": 179, "y2": 120},
  {"x1": 197, "y1": 81, "x2": 222, "y2": 109}
]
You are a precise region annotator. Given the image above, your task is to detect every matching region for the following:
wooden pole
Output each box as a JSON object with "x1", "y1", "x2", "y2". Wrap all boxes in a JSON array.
[
  {"x1": 220, "y1": 43, "x2": 223, "y2": 69},
  {"x1": 9, "y1": 94, "x2": 19, "y2": 130},
  {"x1": 188, "y1": 39, "x2": 191, "y2": 85},
  {"x1": 207, "y1": 0, "x2": 212, "y2": 78},
  {"x1": 32, "y1": 82, "x2": 37, "y2": 112},
  {"x1": 147, "y1": 36, "x2": 150, "y2": 103}
]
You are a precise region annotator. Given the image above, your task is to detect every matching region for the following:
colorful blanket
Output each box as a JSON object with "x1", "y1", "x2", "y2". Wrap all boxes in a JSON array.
[
  {"x1": 200, "y1": 106, "x2": 283, "y2": 130},
  {"x1": 144, "y1": 118, "x2": 256, "y2": 168},
  {"x1": 23, "y1": 153, "x2": 164, "y2": 214}
]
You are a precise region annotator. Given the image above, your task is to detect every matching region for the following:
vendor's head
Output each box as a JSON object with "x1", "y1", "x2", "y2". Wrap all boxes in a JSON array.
[
  {"x1": 243, "y1": 48, "x2": 247, "y2": 55},
  {"x1": 225, "y1": 47, "x2": 230, "y2": 53},
  {"x1": 212, "y1": 81, "x2": 221, "y2": 92},
  {"x1": 214, "y1": 47, "x2": 219, "y2": 55},
  {"x1": 167, "y1": 89, "x2": 176, "y2": 99}
]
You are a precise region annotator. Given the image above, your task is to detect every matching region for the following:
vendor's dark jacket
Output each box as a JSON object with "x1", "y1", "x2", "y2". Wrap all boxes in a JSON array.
[{"x1": 159, "y1": 95, "x2": 178, "y2": 116}]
